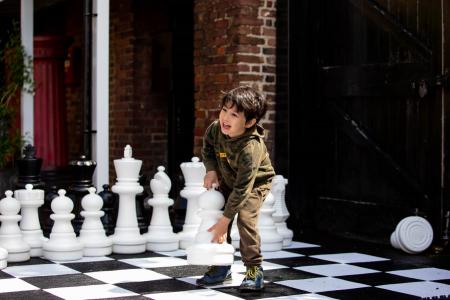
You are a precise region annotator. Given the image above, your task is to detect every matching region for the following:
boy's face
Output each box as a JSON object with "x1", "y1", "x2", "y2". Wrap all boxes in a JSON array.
[{"x1": 219, "y1": 102, "x2": 256, "y2": 138}]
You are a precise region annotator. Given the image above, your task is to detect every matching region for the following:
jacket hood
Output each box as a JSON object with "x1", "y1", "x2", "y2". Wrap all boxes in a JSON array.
[{"x1": 224, "y1": 123, "x2": 265, "y2": 142}]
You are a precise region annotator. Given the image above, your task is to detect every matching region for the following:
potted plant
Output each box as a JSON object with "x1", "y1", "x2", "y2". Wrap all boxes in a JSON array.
[{"x1": 0, "y1": 22, "x2": 34, "y2": 192}]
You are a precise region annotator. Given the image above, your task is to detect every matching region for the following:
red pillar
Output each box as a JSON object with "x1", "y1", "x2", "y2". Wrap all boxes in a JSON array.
[{"x1": 33, "y1": 36, "x2": 68, "y2": 170}]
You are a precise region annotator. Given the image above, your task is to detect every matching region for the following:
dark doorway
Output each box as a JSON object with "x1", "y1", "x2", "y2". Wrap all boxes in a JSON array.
[{"x1": 288, "y1": 0, "x2": 449, "y2": 243}]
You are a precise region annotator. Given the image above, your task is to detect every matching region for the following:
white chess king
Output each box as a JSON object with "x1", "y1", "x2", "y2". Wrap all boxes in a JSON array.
[
  {"x1": 186, "y1": 185, "x2": 234, "y2": 265},
  {"x1": 110, "y1": 145, "x2": 146, "y2": 254}
]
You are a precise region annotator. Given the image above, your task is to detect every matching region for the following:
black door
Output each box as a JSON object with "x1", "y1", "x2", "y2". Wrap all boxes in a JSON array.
[{"x1": 288, "y1": 0, "x2": 450, "y2": 242}]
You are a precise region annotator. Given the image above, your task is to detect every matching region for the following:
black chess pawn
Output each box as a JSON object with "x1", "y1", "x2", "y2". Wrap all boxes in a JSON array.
[
  {"x1": 136, "y1": 174, "x2": 150, "y2": 234},
  {"x1": 66, "y1": 155, "x2": 96, "y2": 234},
  {"x1": 40, "y1": 185, "x2": 58, "y2": 237},
  {"x1": 15, "y1": 144, "x2": 45, "y2": 190},
  {"x1": 99, "y1": 184, "x2": 118, "y2": 236}
]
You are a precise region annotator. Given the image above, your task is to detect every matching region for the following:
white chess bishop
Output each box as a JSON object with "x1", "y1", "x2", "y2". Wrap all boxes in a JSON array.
[
  {"x1": 43, "y1": 189, "x2": 83, "y2": 261},
  {"x1": 187, "y1": 185, "x2": 234, "y2": 265},
  {"x1": 14, "y1": 184, "x2": 47, "y2": 257},
  {"x1": 0, "y1": 191, "x2": 30, "y2": 262},
  {"x1": 271, "y1": 175, "x2": 293, "y2": 247},
  {"x1": 78, "y1": 187, "x2": 113, "y2": 256},
  {"x1": 111, "y1": 145, "x2": 146, "y2": 254},
  {"x1": 258, "y1": 192, "x2": 283, "y2": 252},
  {"x1": 178, "y1": 157, "x2": 206, "y2": 249},
  {"x1": 144, "y1": 166, "x2": 179, "y2": 251}
]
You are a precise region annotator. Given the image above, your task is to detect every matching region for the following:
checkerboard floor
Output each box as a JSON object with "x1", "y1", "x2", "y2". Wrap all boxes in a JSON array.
[{"x1": 0, "y1": 234, "x2": 449, "y2": 300}]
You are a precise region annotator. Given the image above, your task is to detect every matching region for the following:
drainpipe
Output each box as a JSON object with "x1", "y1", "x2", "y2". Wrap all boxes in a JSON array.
[{"x1": 83, "y1": 0, "x2": 93, "y2": 158}]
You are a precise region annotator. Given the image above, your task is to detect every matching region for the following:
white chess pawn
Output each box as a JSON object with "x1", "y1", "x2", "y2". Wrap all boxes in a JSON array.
[
  {"x1": 14, "y1": 184, "x2": 47, "y2": 257},
  {"x1": 43, "y1": 189, "x2": 83, "y2": 261},
  {"x1": 271, "y1": 175, "x2": 293, "y2": 247},
  {"x1": 0, "y1": 247, "x2": 7, "y2": 269},
  {"x1": 111, "y1": 145, "x2": 146, "y2": 254},
  {"x1": 258, "y1": 192, "x2": 283, "y2": 251},
  {"x1": 187, "y1": 185, "x2": 234, "y2": 265},
  {"x1": 0, "y1": 191, "x2": 30, "y2": 262},
  {"x1": 145, "y1": 166, "x2": 179, "y2": 251},
  {"x1": 78, "y1": 187, "x2": 113, "y2": 256},
  {"x1": 178, "y1": 157, "x2": 206, "y2": 249}
]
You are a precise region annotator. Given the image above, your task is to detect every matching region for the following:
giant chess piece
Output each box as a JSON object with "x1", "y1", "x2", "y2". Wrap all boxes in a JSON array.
[
  {"x1": 144, "y1": 166, "x2": 179, "y2": 251},
  {"x1": 98, "y1": 184, "x2": 118, "y2": 236},
  {"x1": 43, "y1": 189, "x2": 83, "y2": 261},
  {"x1": 187, "y1": 186, "x2": 234, "y2": 265},
  {"x1": 78, "y1": 187, "x2": 113, "y2": 256},
  {"x1": 15, "y1": 144, "x2": 45, "y2": 190},
  {"x1": 258, "y1": 192, "x2": 283, "y2": 252},
  {"x1": 271, "y1": 175, "x2": 293, "y2": 247},
  {"x1": 178, "y1": 157, "x2": 206, "y2": 249},
  {"x1": 110, "y1": 145, "x2": 146, "y2": 254},
  {"x1": 0, "y1": 191, "x2": 30, "y2": 262},
  {"x1": 67, "y1": 155, "x2": 97, "y2": 234},
  {"x1": 14, "y1": 184, "x2": 47, "y2": 257}
]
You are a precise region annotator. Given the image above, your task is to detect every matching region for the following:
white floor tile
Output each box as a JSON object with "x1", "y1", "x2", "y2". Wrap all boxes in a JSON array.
[
  {"x1": 45, "y1": 283, "x2": 138, "y2": 300},
  {"x1": 283, "y1": 241, "x2": 321, "y2": 249},
  {"x1": 377, "y1": 281, "x2": 450, "y2": 298},
  {"x1": 231, "y1": 260, "x2": 288, "y2": 273},
  {"x1": 310, "y1": 252, "x2": 389, "y2": 263},
  {"x1": 3, "y1": 263, "x2": 79, "y2": 278},
  {"x1": 55, "y1": 256, "x2": 114, "y2": 263},
  {"x1": 145, "y1": 288, "x2": 245, "y2": 300},
  {"x1": 387, "y1": 267, "x2": 450, "y2": 280},
  {"x1": 276, "y1": 277, "x2": 369, "y2": 293},
  {"x1": 85, "y1": 268, "x2": 170, "y2": 284},
  {"x1": 119, "y1": 256, "x2": 188, "y2": 268},
  {"x1": 235, "y1": 250, "x2": 303, "y2": 259},
  {"x1": 0, "y1": 278, "x2": 39, "y2": 293},
  {"x1": 156, "y1": 249, "x2": 187, "y2": 257},
  {"x1": 295, "y1": 263, "x2": 379, "y2": 277}
]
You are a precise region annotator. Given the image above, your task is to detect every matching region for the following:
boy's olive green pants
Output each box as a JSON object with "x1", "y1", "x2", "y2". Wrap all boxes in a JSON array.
[{"x1": 221, "y1": 186, "x2": 269, "y2": 267}]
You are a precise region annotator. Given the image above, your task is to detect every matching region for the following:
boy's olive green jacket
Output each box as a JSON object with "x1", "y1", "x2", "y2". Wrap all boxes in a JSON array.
[{"x1": 202, "y1": 120, "x2": 275, "y2": 219}]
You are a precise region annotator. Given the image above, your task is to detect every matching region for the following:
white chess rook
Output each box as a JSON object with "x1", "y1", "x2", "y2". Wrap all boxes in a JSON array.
[
  {"x1": 145, "y1": 166, "x2": 179, "y2": 251},
  {"x1": 78, "y1": 187, "x2": 113, "y2": 256},
  {"x1": 178, "y1": 157, "x2": 206, "y2": 249},
  {"x1": 0, "y1": 191, "x2": 30, "y2": 262},
  {"x1": 43, "y1": 189, "x2": 83, "y2": 261},
  {"x1": 258, "y1": 192, "x2": 283, "y2": 252},
  {"x1": 111, "y1": 145, "x2": 146, "y2": 254},
  {"x1": 271, "y1": 175, "x2": 293, "y2": 247},
  {"x1": 187, "y1": 185, "x2": 234, "y2": 265},
  {"x1": 14, "y1": 184, "x2": 47, "y2": 257}
]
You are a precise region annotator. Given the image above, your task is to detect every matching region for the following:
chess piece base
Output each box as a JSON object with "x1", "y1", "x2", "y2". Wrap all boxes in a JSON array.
[
  {"x1": 83, "y1": 246, "x2": 113, "y2": 257},
  {"x1": 111, "y1": 228, "x2": 146, "y2": 254},
  {"x1": 275, "y1": 223, "x2": 293, "y2": 247},
  {"x1": 22, "y1": 230, "x2": 47, "y2": 257},
  {"x1": 187, "y1": 243, "x2": 234, "y2": 266},
  {"x1": 43, "y1": 249, "x2": 83, "y2": 261}
]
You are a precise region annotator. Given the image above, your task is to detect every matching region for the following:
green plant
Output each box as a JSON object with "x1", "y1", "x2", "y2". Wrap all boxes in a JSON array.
[{"x1": 0, "y1": 22, "x2": 33, "y2": 168}]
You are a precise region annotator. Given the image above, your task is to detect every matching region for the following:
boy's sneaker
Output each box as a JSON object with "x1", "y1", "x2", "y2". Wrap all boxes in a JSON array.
[
  {"x1": 239, "y1": 265, "x2": 264, "y2": 291},
  {"x1": 196, "y1": 265, "x2": 232, "y2": 286}
]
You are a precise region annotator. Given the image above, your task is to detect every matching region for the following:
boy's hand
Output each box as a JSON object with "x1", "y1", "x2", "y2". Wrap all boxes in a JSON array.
[
  {"x1": 204, "y1": 170, "x2": 219, "y2": 189},
  {"x1": 208, "y1": 216, "x2": 230, "y2": 243}
]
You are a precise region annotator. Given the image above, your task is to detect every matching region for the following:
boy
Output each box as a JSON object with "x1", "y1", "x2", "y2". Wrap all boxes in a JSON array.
[{"x1": 198, "y1": 86, "x2": 275, "y2": 291}]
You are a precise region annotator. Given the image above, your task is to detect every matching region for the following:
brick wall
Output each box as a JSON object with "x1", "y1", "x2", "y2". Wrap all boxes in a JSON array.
[
  {"x1": 193, "y1": 0, "x2": 277, "y2": 159},
  {"x1": 109, "y1": 1, "x2": 171, "y2": 184}
]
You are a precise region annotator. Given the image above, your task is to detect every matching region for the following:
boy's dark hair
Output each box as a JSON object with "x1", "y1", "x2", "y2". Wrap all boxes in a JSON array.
[{"x1": 220, "y1": 86, "x2": 267, "y2": 122}]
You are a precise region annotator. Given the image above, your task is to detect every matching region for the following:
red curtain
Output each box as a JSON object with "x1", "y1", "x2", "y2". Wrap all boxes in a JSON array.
[{"x1": 33, "y1": 36, "x2": 68, "y2": 170}]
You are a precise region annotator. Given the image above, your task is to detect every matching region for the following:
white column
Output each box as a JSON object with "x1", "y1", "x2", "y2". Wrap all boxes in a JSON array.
[
  {"x1": 20, "y1": 0, "x2": 34, "y2": 145},
  {"x1": 92, "y1": 0, "x2": 110, "y2": 189}
]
